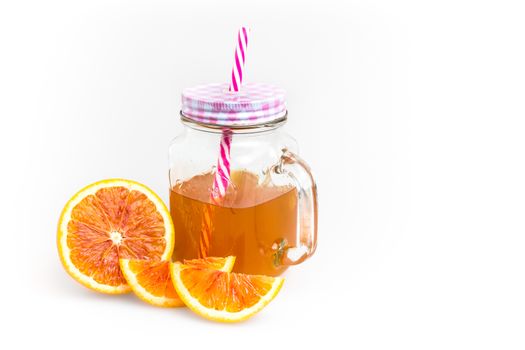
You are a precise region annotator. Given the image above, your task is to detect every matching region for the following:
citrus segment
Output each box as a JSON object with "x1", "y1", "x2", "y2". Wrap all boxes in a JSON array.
[
  {"x1": 57, "y1": 179, "x2": 174, "y2": 294},
  {"x1": 183, "y1": 256, "x2": 236, "y2": 272},
  {"x1": 120, "y1": 256, "x2": 235, "y2": 307},
  {"x1": 170, "y1": 261, "x2": 284, "y2": 322}
]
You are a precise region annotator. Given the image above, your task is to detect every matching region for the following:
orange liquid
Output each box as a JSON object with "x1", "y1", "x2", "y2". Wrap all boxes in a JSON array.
[{"x1": 170, "y1": 170, "x2": 297, "y2": 276}]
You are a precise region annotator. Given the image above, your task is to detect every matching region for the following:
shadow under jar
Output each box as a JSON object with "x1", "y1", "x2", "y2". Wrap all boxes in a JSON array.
[{"x1": 169, "y1": 83, "x2": 317, "y2": 276}]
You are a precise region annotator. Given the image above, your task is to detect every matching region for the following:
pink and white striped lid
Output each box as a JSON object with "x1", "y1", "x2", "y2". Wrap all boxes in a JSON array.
[{"x1": 181, "y1": 82, "x2": 286, "y2": 127}]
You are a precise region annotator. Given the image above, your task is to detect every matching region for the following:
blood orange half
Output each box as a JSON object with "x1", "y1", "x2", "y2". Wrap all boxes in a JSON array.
[{"x1": 57, "y1": 179, "x2": 174, "y2": 294}]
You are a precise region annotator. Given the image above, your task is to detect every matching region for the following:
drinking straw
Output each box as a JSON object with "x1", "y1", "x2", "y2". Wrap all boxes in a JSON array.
[
  {"x1": 198, "y1": 129, "x2": 232, "y2": 258},
  {"x1": 198, "y1": 27, "x2": 248, "y2": 258},
  {"x1": 229, "y1": 26, "x2": 249, "y2": 92}
]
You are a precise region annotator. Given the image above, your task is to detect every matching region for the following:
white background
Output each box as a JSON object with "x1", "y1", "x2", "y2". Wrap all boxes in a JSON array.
[{"x1": 1, "y1": 0, "x2": 524, "y2": 349}]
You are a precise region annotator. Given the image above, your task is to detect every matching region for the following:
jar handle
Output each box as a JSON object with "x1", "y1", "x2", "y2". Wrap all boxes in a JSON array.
[{"x1": 272, "y1": 149, "x2": 318, "y2": 266}]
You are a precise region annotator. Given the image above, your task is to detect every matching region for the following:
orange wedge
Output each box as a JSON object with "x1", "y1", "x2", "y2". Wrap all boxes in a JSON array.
[
  {"x1": 57, "y1": 179, "x2": 174, "y2": 294},
  {"x1": 170, "y1": 261, "x2": 284, "y2": 322},
  {"x1": 120, "y1": 256, "x2": 236, "y2": 307}
]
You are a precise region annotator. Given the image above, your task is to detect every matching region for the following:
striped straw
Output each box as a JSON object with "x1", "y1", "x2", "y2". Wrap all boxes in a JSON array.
[
  {"x1": 229, "y1": 27, "x2": 249, "y2": 92},
  {"x1": 199, "y1": 27, "x2": 249, "y2": 258},
  {"x1": 198, "y1": 129, "x2": 232, "y2": 258},
  {"x1": 211, "y1": 129, "x2": 233, "y2": 200}
]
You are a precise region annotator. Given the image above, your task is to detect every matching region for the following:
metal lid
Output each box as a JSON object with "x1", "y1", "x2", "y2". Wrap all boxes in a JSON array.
[{"x1": 181, "y1": 82, "x2": 286, "y2": 127}]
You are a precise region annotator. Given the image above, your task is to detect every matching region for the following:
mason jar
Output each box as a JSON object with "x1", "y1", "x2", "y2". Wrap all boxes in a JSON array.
[{"x1": 169, "y1": 82, "x2": 317, "y2": 276}]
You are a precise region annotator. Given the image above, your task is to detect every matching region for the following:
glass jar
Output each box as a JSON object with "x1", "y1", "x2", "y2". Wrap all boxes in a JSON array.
[{"x1": 169, "y1": 83, "x2": 318, "y2": 276}]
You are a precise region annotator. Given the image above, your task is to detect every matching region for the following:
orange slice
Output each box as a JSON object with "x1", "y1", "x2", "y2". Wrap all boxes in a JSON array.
[
  {"x1": 170, "y1": 261, "x2": 284, "y2": 322},
  {"x1": 119, "y1": 256, "x2": 236, "y2": 307},
  {"x1": 57, "y1": 179, "x2": 174, "y2": 294}
]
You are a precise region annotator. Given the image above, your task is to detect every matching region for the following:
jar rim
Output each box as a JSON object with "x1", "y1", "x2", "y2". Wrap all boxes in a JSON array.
[{"x1": 179, "y1": 111, "x2": 287, "y2": 134}]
